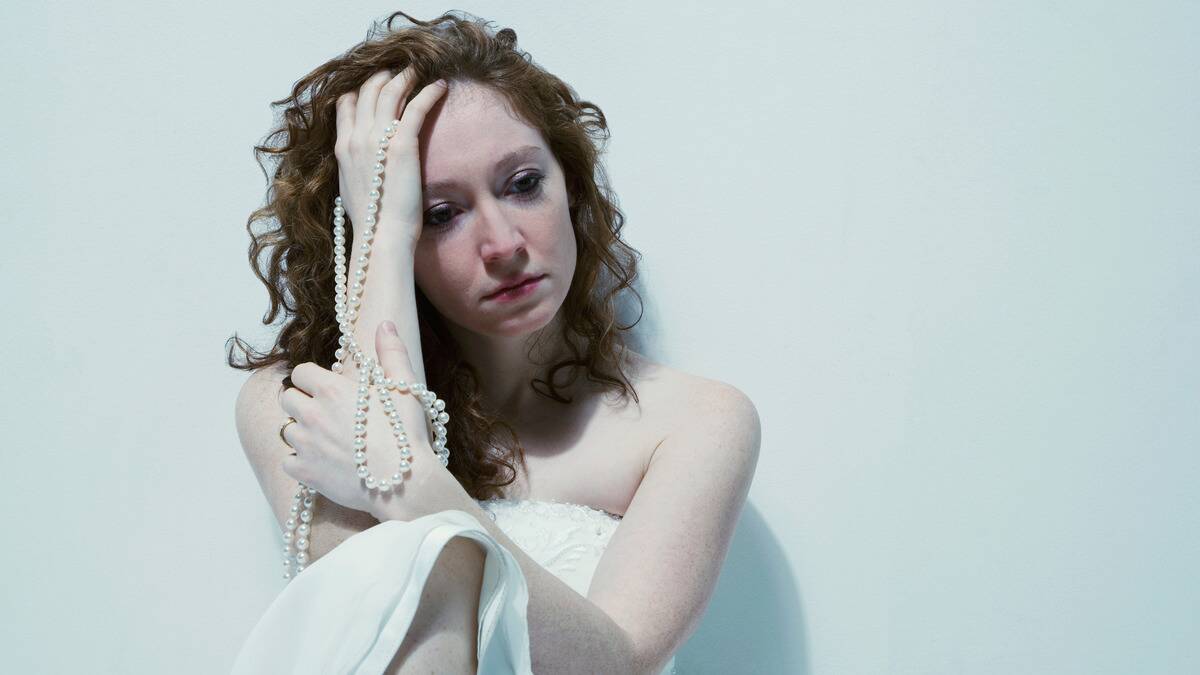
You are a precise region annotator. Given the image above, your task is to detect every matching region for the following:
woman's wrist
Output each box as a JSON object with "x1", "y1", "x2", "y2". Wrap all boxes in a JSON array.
[
  {"x1": 355, "y1": 223, "x2": 419, "y2": 259},
  {"x1": 368, "y1": 451, "x2": 469, "y2": 522},
  {"x1": 337, "y1": 227, "x2": 423, "y2": 382}
]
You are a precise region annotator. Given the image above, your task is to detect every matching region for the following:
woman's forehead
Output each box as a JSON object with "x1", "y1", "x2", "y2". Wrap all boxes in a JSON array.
[
  {"x1": 419, "y1": 83, "x2": 548, "y2": 182},
  {"x1": 422, "y1": 81, "x2": 528, "y2": 138}
]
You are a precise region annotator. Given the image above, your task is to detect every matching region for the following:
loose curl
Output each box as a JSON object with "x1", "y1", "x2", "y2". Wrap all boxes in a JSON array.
[{"x1": 225, "y1": 10, "x2": 645, "y2": 501}]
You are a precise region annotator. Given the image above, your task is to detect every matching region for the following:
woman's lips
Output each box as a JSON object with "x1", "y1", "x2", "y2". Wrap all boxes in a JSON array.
[{"x1": 485, "y1": 274, "x2": 546, "y2": 302}]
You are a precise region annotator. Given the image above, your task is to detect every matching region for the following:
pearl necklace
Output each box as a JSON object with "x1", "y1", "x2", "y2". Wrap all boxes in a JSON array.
[{"x1": 281, "y1": 118, "x2": 452, "y2": 580}]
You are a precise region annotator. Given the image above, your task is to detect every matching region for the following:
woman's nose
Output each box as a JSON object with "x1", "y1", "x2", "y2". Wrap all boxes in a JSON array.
[{"x1": 477, "y1": 200, "x2": 526, "y2": 262}]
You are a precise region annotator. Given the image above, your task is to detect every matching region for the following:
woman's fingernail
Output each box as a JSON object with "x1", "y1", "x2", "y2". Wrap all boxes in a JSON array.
[{"x1": 383, "y1": 320, "x2": 398, "y2": 336}]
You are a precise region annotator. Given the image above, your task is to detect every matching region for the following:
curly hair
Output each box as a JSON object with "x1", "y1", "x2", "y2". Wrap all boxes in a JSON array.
[{"x1": 225, "y1": 9, "x2": 645, "y2": 501}]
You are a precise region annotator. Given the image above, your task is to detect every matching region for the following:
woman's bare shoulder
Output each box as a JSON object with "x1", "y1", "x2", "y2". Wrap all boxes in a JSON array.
[
  {"x1": 622, "y1": 349, "x2": 760, "y2": 470},
  {"x1": 623, "y1": 349, "x2": 756, "y2": 416},
  {"x1": 243, "y1": 362, "x2": 292, "y2": 391}
]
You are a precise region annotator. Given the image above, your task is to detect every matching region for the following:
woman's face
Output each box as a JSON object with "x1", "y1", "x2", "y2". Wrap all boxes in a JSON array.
[{"x1": 413, "y1": 81, "x2": 577, "y2": 339}]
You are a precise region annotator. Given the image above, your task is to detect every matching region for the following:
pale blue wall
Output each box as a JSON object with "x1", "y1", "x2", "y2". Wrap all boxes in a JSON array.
[{"x1": 2, "y1": 1, "x2": 1195, "y2": 673}]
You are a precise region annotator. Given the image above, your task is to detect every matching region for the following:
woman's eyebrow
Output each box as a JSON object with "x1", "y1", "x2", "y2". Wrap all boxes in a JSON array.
[{"x1": 424, "y1": 145, "x2": 543, "y2": 194}]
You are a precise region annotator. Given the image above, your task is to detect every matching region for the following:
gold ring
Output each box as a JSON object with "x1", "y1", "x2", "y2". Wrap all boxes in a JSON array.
[{"x1": 279, "y1": 417, "x2": 297, "y2": 448}]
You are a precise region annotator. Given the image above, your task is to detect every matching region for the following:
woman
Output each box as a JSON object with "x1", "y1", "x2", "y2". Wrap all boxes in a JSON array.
[{"x1": 227, "y1": 10, "x2": 760, "y2": 674}]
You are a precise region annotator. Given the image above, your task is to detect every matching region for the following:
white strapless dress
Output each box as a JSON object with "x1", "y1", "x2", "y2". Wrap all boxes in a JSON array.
[{"x1": 230, "y1": 498, "x2": 678, "y2": 674}]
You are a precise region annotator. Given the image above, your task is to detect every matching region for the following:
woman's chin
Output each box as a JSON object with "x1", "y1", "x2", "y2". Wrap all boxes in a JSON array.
[
  {"x1": 490, "y1": 316, "x2": 553, "y2": 338},
  {"x1": 481, "y1": 303, "x2": 559, "y2": 338}
]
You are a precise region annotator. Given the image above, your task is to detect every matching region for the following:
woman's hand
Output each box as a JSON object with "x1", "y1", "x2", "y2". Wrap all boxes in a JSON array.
[
  {"x1": 280, "y1": 320, "x2": 458, "y2": 522},
  {"x1": 334, "y1": 66, "x2": 448, "y2": 253}
]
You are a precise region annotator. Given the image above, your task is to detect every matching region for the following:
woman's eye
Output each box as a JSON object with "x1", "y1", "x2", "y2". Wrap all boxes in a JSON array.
[
  {"x1": 424, "y1": 205, "x2": 455, "y2": 228},
  {"x1": 512, "y1": 172, "x2": 544, "y2": 198}
]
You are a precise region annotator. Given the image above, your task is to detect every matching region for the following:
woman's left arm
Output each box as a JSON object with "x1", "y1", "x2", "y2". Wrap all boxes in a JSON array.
[
  {"x1": 376, "y1": 381, "x2": 761, "y2": 674},
  {"x1": 583, "y1": 381, "x2": 761, "y2": 673}
]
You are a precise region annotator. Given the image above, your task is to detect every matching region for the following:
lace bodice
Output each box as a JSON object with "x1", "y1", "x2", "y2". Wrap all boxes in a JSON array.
[
  {"x1": 474, "y1": 498, "x2": 622, "y2": 598},
  {"x1": 474, "y1": 498, "x2": 679, "y2": 674}
]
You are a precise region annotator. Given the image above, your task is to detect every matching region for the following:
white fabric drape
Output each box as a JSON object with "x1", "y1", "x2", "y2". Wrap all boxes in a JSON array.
[{"x1": 231, "y1": 509, "x2": 533, "y2": 674}]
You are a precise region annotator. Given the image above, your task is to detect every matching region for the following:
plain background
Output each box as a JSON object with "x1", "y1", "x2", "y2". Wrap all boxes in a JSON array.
[{"x1": 2, "y1": 1, "x2": 1196, "y2": 673}]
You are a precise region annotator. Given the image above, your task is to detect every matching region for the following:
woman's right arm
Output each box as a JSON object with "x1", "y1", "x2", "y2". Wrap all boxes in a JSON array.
[
  {"x1": 233, "y1": 69, "x2": 449, "y2": 567},
  {"x1": 332, "y1": 68, "x2": 448, "y2": 389},
  {"x1": 235, "y1": 364, "x2": 378, "y2": 564}
]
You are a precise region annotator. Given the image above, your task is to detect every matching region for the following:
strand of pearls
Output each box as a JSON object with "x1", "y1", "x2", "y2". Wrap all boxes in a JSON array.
[{"x1": 281, "y1": 118, "x2": 452, "y2": 580}]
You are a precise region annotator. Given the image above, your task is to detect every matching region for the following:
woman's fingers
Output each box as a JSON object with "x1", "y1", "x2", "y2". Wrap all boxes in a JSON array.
[
  {"x1": 288, "y1": 362, "x2": 332, "y2": 398},
  {"x1": 278, "y1": 389, "x2": 316, "y2": 460},
  {"x1": 280, "y1": 421, "x2": 301, "y2": 455},
  {"x1": 393, "y1": 80, "x2": 449, "y2": 140},
  {"x1": 334, "y1": 91, "x2": 357, "y2": 158},
  {"x1": 374, "y1": 66, "x2": 418, "y2": 132},
  {"x1": 373, "y1": 322, "x2": 433, "y2": 449},
  {"x1": 354, "y1": 69, "x2": 393, "y2": 134},
  {"x1": 280, "y1": 453, "x2": 306, "y2": 484},
  {"x1": 374, "y1": 321, "x2": 419, "y2": 384},
  {"x1": 279, "y1": 387, "x2": 314, "y2": 423}
]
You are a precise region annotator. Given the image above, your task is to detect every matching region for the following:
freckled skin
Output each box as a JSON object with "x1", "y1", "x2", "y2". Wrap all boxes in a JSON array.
[
  {"x1": 412, "y1": 81, "x2": 577, "y2": 340},
  {"x1": 404, "y1": 81, "x2": 683, "y2": 518}
]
